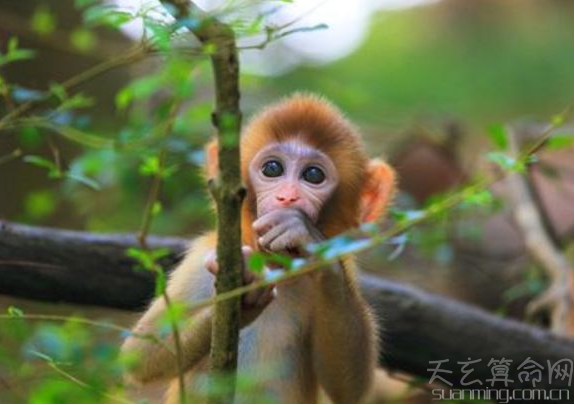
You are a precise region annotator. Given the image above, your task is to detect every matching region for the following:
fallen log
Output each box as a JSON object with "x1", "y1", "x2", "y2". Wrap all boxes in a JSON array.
[{"x1": 0, "y1": 220, "x2": 572, "y2": 397}]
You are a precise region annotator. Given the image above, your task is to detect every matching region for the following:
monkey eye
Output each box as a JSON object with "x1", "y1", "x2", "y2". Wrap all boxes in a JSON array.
[
  {"x1": 302, "y1": 166, "x2": 325, "y2": 184},
  {"x1": 261, "y1": 160, "x2": 284, "y2": 177}
]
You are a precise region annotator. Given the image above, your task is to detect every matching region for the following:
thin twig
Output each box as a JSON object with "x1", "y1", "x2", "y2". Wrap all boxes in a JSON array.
[
  {"x1": 0, "y1": 149, "x2": 22, "y2": 165},
  {"x1": 135, "y1": 98, "x2": 188, "y2": 403},
  {"x1": 29, "y1": 351, "x2": 131, "y2": 404},
  {"x1": 0, "y1": 313, "x2": 172, "y2": 354},
  {"x1": 0, "y1": 44, "x2": 149, "y2": 131}
]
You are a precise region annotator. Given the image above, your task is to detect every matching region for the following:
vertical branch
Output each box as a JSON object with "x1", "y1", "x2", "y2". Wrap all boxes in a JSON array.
[
  {"x1": 205, "y1": 35, "x2": 245, "y2": 402},
  {"x1": 160, "y1": 1, "x2": 244, "y2": 401}
]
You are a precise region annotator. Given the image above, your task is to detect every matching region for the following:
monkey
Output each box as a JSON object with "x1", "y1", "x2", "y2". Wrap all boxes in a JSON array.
[{"x1": 120, "y1": 93, "x2": 396, "y2": 403}]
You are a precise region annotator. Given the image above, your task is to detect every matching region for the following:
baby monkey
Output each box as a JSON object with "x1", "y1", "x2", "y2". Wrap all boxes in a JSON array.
[{"x1": 121, "y1": 93, "x2": 396, "y2": 403}]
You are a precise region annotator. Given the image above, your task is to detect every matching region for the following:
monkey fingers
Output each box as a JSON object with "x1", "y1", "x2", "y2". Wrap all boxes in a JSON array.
[
  {"x1": 252, "y1": 208, "x2": 299, "y2": 234},
  {"x1": 257, "y1": 219, "x2": 297, "y2": 251}
]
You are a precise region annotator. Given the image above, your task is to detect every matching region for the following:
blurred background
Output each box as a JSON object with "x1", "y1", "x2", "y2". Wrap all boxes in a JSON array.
[{"x1": 0, "y1": 0, "x2": 572, "y2": 402}]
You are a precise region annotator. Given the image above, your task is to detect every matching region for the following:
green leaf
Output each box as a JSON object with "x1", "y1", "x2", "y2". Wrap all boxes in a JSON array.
[
  {"x1": 7, "y1": 306, "x2": 24, "y2": 317},
  {"x1": 487, "y1": 151, "x2": 525, "y2": 172},
  {"x1": 0, "y1": 37, "x2": 36, "y2": 67},
  {"x1": 139, "y1": 156, "x2": 160, "y2": 176},
  {"x1": 551, "y1": 113, "x2": 565, "y2": 127},
  {"x1": 462, "y1": 189, "x2": 494, "y2": 207},
  {"x1": 23, "y1": 155, "x2": 61, "y2": 178},
  {"x1": 48, "y1": 82, "x2": 67, "y2": 101},
  {"x1": 547, "y1": 133, "x2": 574, "y2": 150},
  {"x1": 145, "y1": 20, "x2": 172, "y2": 51},
  {"x1": 70, "y1": 28, "x2": 97, "y2": 52},
  {"x1": 247, "y1": 252, "x2": 266, "y2": 274},
  {"x1": 152, "y1": 201, "x2": 162, "y2": 216},
  {"x1": 74, "y1": 0, "x2": 98, "y2": 9},
  {"x1": 487, "y1": 124, "x2": 508, "y2": 149},
  {"x1": 126, "y1": 247, "x2": 170, "y2": 271},
  {"x1": 83, "y1": 5, "x2": 134, "y2": 28},
  {"x1": 25, "y1": 190, "x2": 57, "y2": 220},
  {"x1": 31, "y1": 7, "x2": 57, "y2": 35},
  {"x1": 57, "y1": 92, "x2": 94, "y2": 111},
  {"x1": 115, "y1": 75, "x2": 164, "y2": 110}
]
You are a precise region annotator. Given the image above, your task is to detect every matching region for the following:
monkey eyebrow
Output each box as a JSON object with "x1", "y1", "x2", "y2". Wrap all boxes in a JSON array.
[{"x1": 275, "y1": 141, "x2": 325, "y2": 160}]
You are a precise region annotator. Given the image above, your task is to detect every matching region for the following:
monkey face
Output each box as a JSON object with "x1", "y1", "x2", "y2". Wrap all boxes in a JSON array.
[{"x1": 248, "y1": 140, "x2": 339, "y2": 223}]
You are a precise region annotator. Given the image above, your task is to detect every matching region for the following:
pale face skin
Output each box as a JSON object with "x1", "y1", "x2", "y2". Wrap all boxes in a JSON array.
[
  {"x1": 207, "y1": 140, "x2": 339, "y2": 313},
  {"x1": 249, "y1": 140, "x2": 339, "y2": 223}
]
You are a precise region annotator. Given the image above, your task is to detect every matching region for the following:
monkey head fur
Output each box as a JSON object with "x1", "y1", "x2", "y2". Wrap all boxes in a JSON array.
[{"x1": 239, "y1": 93, "x2": 395, "y2": 247}]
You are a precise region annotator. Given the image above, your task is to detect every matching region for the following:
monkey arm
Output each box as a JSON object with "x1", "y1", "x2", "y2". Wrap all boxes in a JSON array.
[
  {"x1": 311, "y1": 260, "x2": 378, "y2": 403},
  {"x1": 121, "y1": 300, "x2": 213, "y2": 383},
  {"x1": 121, "y1": 235, "x2": 216, "y2": 383}
]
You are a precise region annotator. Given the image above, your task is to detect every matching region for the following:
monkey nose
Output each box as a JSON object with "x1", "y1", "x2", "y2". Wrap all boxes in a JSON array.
[{"x1": 276, "y1": 195, "x2": 299, "y2": 206}]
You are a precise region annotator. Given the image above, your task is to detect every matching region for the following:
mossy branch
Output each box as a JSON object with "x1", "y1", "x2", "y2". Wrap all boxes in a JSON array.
[{"x1": 160, "y1": 1, "x2": 244, "y2": 402}]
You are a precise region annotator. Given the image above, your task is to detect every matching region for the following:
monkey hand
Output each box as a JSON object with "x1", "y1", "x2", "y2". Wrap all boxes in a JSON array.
[
  {"x1": 253, "y1": 208, "x2": 325, "y2": 257},
  {"x1": 205, "y1": 246, "x2": 275, "y2": 327}
]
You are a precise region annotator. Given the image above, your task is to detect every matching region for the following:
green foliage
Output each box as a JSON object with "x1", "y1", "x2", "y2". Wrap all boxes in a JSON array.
[
  {"x1": 487, "y1": 151, "x2": 526, "y2": 172},
  {"x1": 547, "y1": 133, "x2": 574, "y2": 150},
  {"x1": 0, "y1": 37, "x2": 35, "y2": 67},
  {"x1": 82, "y1": 4, "x2": 135, "y2": 29},
  {"x1": 126, "y1": 247, "x2": 171, "y2": 271},
  {"x1": 31, "y1": 7, "x2": 57, "y2": 35},
  {"x1": 23, "y1": 154, "x2": 100, "y2": 190},
  {"x1": 487, "y1": 124, "x2": 508, "y2": 149},
  {"x1": 24, "y1": 190, "x2": 57, "y2": 220},
  {"x1": 0, "y1": 2, "x2": 571, "y2": 402},
  {"x1": 7, "y1": 306, "x2": 24, "y2": 318},
  {"x1": 70, "y1": 28, "x2": 98, "y2": 53}
]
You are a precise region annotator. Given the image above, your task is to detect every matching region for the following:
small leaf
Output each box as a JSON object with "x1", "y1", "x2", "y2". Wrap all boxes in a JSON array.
[
  {"x1": 83, "y1": 5, "x2": 134, "y2": 28},
  {"x1": 48, "y1": 82, "x2": 67, "y2": 101},
  {"x1": 31, "y1": 7, "x2": 57, "y2": 35},
  {"x1": 23, "y1": 155, "x2": 60, "y2": 177},
  {"x1": 25, "y1": 190, "x2": 56, "y2": 219},
  {"x1": 7, "y1": 306, "x2": 24, "y2": 318},
  {"x1": 551, "y1": 114, "x2": 565, "y2": 127},
  {"x1": 547, "y1": 134, "x2": 574, "y2": 150},
  {"x1": 0, "y1": 38, "x2": 36, "y2": 67},
  {"x1": 461, "y1": 189, "x2": 494, "y2": 208},
  {"x1": 57, "y1": 92, "x2": 94, "y2": 111},
  {"x1": 247, "y1": 252, "x2": 266, "y2": 274},
  {"x1": 487, "y1": 151, "x2": 525, "y2": 172},
  {"x1": 487, "y1": 124, "x2": 508, "y2": 149},
  {"x1": 70, "y1": 28, "x2": 97, "y2": 52},
  {"x1": 139, "y1": 156, "x2": 160, "y2": 176},
  {"x1": 152, "y1": 201, "x2": 162, "y2": 216}
]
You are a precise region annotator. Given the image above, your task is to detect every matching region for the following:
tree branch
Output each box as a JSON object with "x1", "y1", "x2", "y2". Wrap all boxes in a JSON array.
[
  {"x1": 0, "y1": 221, "x2": 572, "y2": 397},
  {"x1": 159, "y1": 1, "x2": 244, "y2": 401}
]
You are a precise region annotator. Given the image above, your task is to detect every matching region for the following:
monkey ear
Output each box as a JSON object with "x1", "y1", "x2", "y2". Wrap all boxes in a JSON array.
[
  {"x1": 205, "y1": 139, "x2": 219, "y2": 179},
  {"x1": 360, "y1": 159, "x2": 397, "y2": 223}
]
